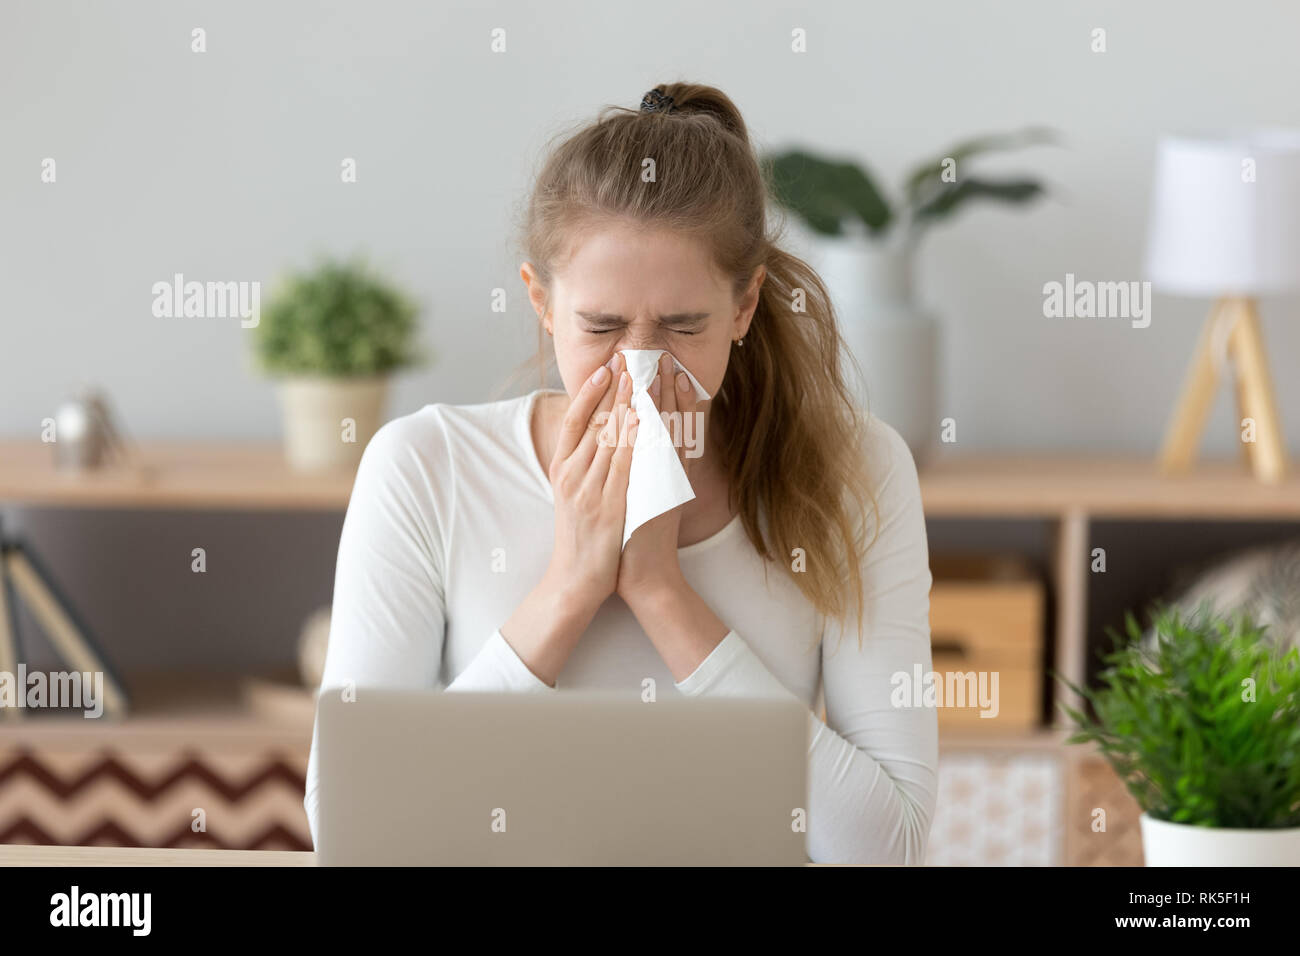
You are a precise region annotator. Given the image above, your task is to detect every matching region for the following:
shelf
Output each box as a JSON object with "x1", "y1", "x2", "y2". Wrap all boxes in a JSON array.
[
  {"x1": 0, "y1": 442, "x2": 354, "y2": 511},
  {"x1": 938, "y1": 727, "x2": 1072, "y2": 753},
  {"x1": 919, "y1": 454, "x2": 1300, "y2": 520},
  {"x1": 5, "y1": 442, "x2": 1291, "y2": 521},
  {"x1": 0, "y1": 674, "x2": 314, "y2": 749}
]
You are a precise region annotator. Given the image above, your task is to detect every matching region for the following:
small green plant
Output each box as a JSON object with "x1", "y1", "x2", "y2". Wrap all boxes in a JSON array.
[
  {"x1": 1057, "y1": 604, "x2": 1300, "y2": 829},
  {"x1": 763, "y1": 126, "x2": 1054, "y2": 243},
  {"x1": 255, "y1": 258, "x2": 423, "y2": 377}
]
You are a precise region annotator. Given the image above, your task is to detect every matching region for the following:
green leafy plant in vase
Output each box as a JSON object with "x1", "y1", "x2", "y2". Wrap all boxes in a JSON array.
[
  {"x1": 763, "y1": 126, "x2": 1054, "y2": 272},
  {"x1": 254, "y1": 258, "x2": 423, "y2": 472},
  {"x1": 1056, "y1": 604, "x2": 1300, "y2": 866},
  {"x1": 761, "y1": 129, "x2": 1053, "y2": 460}
]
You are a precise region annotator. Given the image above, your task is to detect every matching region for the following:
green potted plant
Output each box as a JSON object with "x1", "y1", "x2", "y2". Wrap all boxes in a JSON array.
[
  {"x1": 762, "y1": 129, "x2": 1052, "y2": 460},
  {"x1": 1057, "y1": 604, "x2": 1300, "y2": 866},
  {"x1": 254, "y1": 258, "x2": 423, "y2": 472}
]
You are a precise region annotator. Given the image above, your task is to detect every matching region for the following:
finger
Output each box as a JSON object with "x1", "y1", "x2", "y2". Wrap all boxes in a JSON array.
[
  {"x1": 554, "y1": 355, "x2": 618, "y2": 463},
  {"x1": 582, "y1": 367, "x2": 632, "y2": 495},
  {"x1": 567, "y1": 353, "x2": 622, "y2": 474},
  {"x1": 605, "y1": 401, "x2": 637, "y2": 498},
  {"x1": 657, "y1": 351, "x2": 678, "y2": 447},
  {"x1": 674, "y1": 368, "x2": 699, "y2": 470},
  {"x1": 626, "y1": 405, "x2": 640, "y2": 456}
]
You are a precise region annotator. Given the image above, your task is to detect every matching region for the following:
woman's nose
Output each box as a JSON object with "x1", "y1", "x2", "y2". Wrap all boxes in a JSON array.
[{"x1": 616, "y1": 328, "x2": 665, "y2": 352}]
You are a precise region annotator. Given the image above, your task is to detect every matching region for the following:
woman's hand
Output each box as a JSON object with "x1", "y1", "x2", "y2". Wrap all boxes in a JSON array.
[
  {"x1": 546, "y1": 352, "x2": 638, "y2": 611},
  {"x1": 499, "y1": 353, "x2": 638, "y2": 687},
  {"x1": 617, "y1": 351, "x2": 699, "y2": 603}
]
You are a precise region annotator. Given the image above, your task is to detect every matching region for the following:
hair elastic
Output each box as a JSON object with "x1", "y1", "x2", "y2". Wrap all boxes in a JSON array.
[{"x1": 639, "y1": 89, "x2": 676, "y2": 113}]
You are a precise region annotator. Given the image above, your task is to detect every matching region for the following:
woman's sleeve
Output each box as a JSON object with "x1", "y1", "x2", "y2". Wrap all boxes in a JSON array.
[
  {"x1": 673, "y1": 419, "x2": 937, "y2": 864},
  {"x1": 303, "y1": 412, "x2": 554, "y2": 847}
]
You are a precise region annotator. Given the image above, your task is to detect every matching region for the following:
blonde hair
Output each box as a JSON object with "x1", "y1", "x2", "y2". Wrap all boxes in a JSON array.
[{"x1": 517, "y1": 82, "x2": 878, "y2": 641}]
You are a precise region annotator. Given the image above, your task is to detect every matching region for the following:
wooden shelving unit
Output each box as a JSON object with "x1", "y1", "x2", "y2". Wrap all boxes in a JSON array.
[
  {"x1": 3, "y1": 441, "x2": 1289, "y2": 861},
  {"x1": 0, "y1": 442, "x2": 333, "y2": 751},
  {"x1": 920, "y1": 453, "x2": 1298, "y2": 728},
  {"x1": 2, "y1": 443, "x2": 1296, "y2": 743}
]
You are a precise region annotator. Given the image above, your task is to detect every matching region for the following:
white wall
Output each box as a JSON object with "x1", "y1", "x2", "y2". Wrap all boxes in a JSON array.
[{"x1": 3, "y1": 0, "x2": 1298, "y2": 453}]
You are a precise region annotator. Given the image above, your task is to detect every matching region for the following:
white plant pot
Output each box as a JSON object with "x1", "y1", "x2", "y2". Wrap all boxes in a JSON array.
[
  {"x1": 1140, "y1": 812, "x2": 1300, "y2": 866},
  {"x1": 277, "y1": 375, "x2": 389, "y2": 473},
  {"x1": 810, "y1": 236, "x2": 939, "y2": 464}
]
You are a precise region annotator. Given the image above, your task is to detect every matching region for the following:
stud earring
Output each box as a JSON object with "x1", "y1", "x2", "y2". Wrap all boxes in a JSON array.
[{"x1": 735, "y1": 336, "x2": 745, "y2": 347}]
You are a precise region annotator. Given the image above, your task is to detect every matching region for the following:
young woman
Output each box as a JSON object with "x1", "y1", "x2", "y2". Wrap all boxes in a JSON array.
[{"x1": 304, "y1": 83, "x2": 937, "y2": 864}]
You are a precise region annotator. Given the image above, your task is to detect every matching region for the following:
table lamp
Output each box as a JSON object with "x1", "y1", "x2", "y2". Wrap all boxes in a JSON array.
[{"x1": 1144, "y1": 129, "x2": 1300, "y2": 483}]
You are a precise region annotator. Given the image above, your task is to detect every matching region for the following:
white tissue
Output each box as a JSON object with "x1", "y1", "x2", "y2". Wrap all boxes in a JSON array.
[{"x1": 618, "y1": 349, "x2": 711, "y2": 547}]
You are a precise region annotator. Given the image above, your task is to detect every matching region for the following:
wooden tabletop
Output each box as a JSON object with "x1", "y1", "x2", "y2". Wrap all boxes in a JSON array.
[
  {"x1": 0, "y1": 844, "x2": 316, "y2": 866},
  {"x1": 0, "y1": 845, "x2": 865, "y2": 865},
  {"x1": 0, "y1": 440, "x2": 1294, "y2": 518}
]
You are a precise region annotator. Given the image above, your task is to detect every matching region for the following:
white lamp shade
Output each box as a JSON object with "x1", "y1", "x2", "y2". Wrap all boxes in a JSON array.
[{"x1": 1144, "y1": 129, "x2": 1300, "y2": 296}]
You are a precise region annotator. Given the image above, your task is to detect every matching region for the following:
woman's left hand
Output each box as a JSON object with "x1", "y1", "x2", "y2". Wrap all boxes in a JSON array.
[{"x1": 616, "y1": 351, "x2": 700, "y2": 604}]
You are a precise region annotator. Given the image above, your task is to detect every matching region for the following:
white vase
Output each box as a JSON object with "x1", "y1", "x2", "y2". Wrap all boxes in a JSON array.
[
  {"x1": 810, "y1": 236, "x2": 939, "y2": 464},
  {"x1": 277, "y1": 375, "x2": 389, "y2": 472},
  {"x1": 1140, "y1": 812, "x2": 1300, "y2": 865}
]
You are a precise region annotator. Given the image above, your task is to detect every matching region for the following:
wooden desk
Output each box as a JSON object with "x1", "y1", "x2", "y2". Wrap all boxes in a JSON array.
[
  {"x1": 0, "y1": 844, "x2": 316, "y2": 866},
  {"x1": 0, "y1": 845, "x2": 861, "y2": 865}
]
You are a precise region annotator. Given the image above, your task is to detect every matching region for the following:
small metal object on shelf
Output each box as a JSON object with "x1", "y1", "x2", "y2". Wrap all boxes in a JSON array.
[{"x1": 52, "y1": 388, "x2": 131, "y2": 471}]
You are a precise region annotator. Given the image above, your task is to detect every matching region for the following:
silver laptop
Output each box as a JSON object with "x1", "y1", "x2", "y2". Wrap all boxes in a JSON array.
[{"x1": 315, "y1": 689, "x2": 808, "y2": 865}]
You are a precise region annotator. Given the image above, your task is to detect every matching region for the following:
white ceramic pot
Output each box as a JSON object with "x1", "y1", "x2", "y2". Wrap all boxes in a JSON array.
[
  {"x1": 810, "y1": 236, "x2": 940, "y2": 464},
  {"x1": 1140, "y1": 812, "x2": 1300, "y2": 866},
  {"x1": 277, "y1": 375, "x2": 389, "y2": 472}
]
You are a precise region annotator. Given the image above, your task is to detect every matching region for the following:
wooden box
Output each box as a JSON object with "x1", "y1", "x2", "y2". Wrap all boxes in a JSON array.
[{"x1": 928, "y1": 555, "x2": 1044, "y2": 732}]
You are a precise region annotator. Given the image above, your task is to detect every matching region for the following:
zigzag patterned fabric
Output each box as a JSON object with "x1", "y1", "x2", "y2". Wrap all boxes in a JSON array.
[{"x1": 0, "y1": 747, "x2": 311, "y2": 850}]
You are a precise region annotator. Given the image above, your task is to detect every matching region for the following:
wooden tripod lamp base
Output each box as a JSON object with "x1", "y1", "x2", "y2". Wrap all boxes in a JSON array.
[{"x1": 1159, "y1": 297, "x2": 1288, "y2": 483}]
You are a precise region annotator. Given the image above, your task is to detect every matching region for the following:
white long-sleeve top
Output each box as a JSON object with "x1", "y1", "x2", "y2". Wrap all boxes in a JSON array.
[{"x1": 303, "y1": 389, "x2": 938, "y2": 864}]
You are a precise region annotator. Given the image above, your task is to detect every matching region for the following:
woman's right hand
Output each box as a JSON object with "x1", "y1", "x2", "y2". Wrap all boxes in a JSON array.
[
  {"x1": 499, "y1": 353, "x2": 638, "y2": 687},
  {"x1": 544, "y1": 352, "x2": 637, "y2": 612}
]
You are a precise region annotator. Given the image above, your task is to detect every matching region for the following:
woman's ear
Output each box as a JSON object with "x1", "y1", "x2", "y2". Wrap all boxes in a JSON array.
[
  {"x1": 733, "y1": 264, "x2": 766, "y2": 340},
  {"x1": 520, "y1": 262, "x2": 551, "y2": 333}
]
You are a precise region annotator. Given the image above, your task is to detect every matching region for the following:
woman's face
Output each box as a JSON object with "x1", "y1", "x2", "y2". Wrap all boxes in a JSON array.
[{"x1": 523, "y1": 221, "x2": 763, "y2": 401}]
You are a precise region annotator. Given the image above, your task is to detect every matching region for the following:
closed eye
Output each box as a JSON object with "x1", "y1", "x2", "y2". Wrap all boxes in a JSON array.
[{"x1": 576, "y1": 310, "x2": 710, "y2": 335}]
